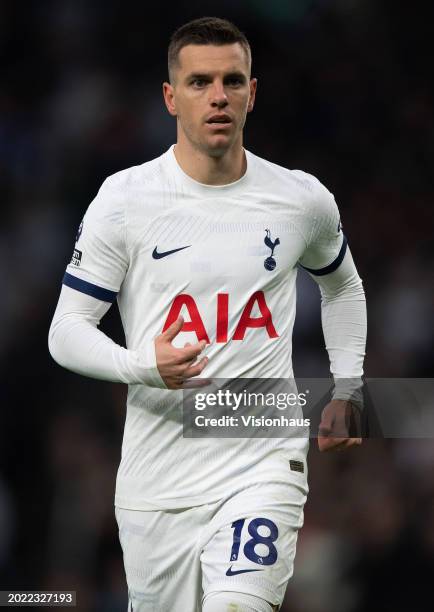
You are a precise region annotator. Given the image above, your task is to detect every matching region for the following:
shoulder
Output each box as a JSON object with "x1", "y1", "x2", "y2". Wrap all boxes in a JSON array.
[
  {"x1": 87, "y1": 151, "x2": 169, "y2": 221},
  {"x1": 248, "y1": 151, "x2": 332, "y2": 205},
  {"x1": 102, "y1": 152, "x2": 167, "y2": 194}
]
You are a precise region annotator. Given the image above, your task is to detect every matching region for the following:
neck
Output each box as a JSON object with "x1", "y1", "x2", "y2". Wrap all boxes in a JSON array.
[{"x1": 174, "y1": 135, "x2": 246, "y2": 186}]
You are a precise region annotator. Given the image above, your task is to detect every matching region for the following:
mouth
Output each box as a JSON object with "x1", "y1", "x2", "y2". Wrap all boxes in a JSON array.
[{"x1": 205, "y1": 114, "x2": 232, "y2": 127}]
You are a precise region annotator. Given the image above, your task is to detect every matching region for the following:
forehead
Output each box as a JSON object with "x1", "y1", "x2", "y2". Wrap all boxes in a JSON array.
[{"x1": 177, "y1": 43, "x2": 250, "y2": 76}]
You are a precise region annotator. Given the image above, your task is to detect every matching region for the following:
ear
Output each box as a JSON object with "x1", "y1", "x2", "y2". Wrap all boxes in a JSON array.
[
  {"x1": 247, "y1": 78, "x2": 257, "y2": 113},
  {"x1": 163, "y1": 82, "x2": 177, "y2": 116}
]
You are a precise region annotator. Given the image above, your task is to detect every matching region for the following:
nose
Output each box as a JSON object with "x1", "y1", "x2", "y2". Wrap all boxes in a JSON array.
[{"x1": 210, "y1": 81, "x2": 228, "y2": 108}]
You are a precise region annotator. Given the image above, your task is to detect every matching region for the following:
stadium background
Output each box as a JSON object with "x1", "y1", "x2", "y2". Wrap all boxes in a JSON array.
[{"x1": 1, "y1": 0, "x2": 433, "y2": 610}]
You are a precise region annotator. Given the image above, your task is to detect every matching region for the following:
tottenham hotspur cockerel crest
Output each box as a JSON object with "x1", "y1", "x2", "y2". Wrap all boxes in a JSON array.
[{"x1": 264, "y1": 229, "x2": 280, "y2": 271}]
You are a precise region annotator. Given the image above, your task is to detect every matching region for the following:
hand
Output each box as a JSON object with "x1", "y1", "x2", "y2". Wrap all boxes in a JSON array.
[
  {"x1": 318, "y1": 399, "x2": 362, "y2": 452},
  {"x1": 155, "y1": 316, "x2": 209, "y2": 389}
]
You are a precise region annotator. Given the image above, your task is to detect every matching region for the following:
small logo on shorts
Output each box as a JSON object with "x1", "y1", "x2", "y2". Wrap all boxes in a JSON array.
[
  {"x1": 289, "y1": 460, "x2": 304, "y2": 473},
  {"x1": 71, "y1": 248, "x2": 82, "y2": 267},
  {"x1": 225, "y1": 565, "x2": 264, "y2": 576}
]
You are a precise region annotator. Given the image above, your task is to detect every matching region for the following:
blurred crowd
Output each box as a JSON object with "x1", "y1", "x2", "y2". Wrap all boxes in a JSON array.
[{"x1": 0, "y1": 0, "x2": 433, "y2": 610}]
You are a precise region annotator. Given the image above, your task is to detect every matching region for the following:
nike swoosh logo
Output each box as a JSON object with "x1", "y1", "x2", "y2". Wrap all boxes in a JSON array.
[
  {"x1": 225, "y1": 566, "x2": 264, "y2": 576},
  {"x1": 152, "y1": 245, "x2": 191, "y2": 259}
]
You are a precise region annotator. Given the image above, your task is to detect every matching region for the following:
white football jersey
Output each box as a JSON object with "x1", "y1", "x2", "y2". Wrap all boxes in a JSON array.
[{"x1": 64, "y1": 146, "x2": 346, "y2": 510}]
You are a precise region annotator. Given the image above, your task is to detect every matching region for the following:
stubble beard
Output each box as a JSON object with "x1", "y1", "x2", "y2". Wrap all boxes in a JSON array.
[{"x1": 178, "y1": 116, "x2": 242, "y2": 159}]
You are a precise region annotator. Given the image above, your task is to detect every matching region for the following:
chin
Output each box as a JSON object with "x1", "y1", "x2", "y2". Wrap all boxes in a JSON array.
[{"x1": 203, "y1": 136, "x2": 234, "y2": 157}]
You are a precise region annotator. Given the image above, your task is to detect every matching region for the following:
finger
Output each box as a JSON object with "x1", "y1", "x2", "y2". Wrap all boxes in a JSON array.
[
  {"x1": 349, "y1": 404, "x2": 362, "y2": 437},
  {"x1": 320, "y1": 405, "x2": 349, "y2": 439},
  {"x1": 183, "y1": 342, "x2": 196, "y2": 366},
  {"x1": 184, "y1": 356, "x2": 209, "y2": 378},
  {"x1": 178, "y1": 340, "x2": 207, "y2": 363},
  {"x1": 163, "y1": 376, "x2": 185, "y2": 390},
  {"x1": 319, "y1": 407, "x2": 335, "y2": 434},
  {"x1": 335, "y1": 404, "x2": 351, "y2": 437},
  {"x1": 318, "y1": 437, "x2": 342, "y2": 452},
  {"x1": 172, "y1": 363, "x2": 196, "y2": 376},
  {"x1": 336, "y1": 438, "x2": 363, "y2": 451},
  {"x1": 182, "y1": 378, "x2": 213, "y2": 389},
  {"x1": 318, "y1": 436, "x2": 362, "y2": 452},
  {"x1": 318, "y1": 425, "x2": 332, "y2": 437},
  {"x1": 318, "y1": 416, "x2": 336, "y2": 438},
  {"x1": 318, "y1": 435, "x2": 349, "y2": 452},
  {"x1": 346, "y1": 437, "x2": 362, "y2": 447},
  {"x1": 161, "y1": 316, "x2": 184, "y2": 342}
]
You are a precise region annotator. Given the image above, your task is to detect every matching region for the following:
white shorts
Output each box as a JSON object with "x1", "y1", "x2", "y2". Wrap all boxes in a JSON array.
[{"x1": 115, "y1": 481, "x2": 307, "y2": 612}]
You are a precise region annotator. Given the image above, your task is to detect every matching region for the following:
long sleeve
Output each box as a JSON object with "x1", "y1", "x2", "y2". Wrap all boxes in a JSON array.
[
  {"x1": 297, "y1": 178, "x2": 367, "y2": 404},
  {"x1": 48, "y1": 172, "x2": 166, "y2": 388},
  {"x1": 48, "y1": 284, "x2": 166, "y2": 387},
  {"x1": 311, "y1": 249, "x2": 366, "y2": 408},
  {"x1": 313, "y1": 248, "x2": 366, "y2": 377}
]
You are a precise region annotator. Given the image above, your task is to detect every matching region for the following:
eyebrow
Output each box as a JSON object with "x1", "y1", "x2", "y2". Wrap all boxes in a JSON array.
[
  {"x1": 186, "y1": 71, "x2": 247, "y2": 82},
  {"x1": 225, "y1": 72, "x2": 248, "y2": 81}
]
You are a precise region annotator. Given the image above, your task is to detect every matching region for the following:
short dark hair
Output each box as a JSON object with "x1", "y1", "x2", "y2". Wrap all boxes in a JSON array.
[{"x1": 168, "y1": 17, "x2": 251, "y2": 82}]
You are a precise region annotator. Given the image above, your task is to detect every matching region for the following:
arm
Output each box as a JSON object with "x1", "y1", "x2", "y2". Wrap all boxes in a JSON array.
[
  {"x1": 314, "y1": 247, "x2": 366, "y2": 383},
  {"x1": 48, "y1": 286, "x2": 208, "y2": 388},
  {"x1": 48, "y1": 284, "x2": 164, "y2": 385},
  {"x1": 310, "y1": 249, "x2": 366, "y2": 451},
  {"x1": 298, "y1": 180, "x2": 367, "y2": 450},
  {"x1": 49, "y1": 175, "x2": 208, "y2": 389}
]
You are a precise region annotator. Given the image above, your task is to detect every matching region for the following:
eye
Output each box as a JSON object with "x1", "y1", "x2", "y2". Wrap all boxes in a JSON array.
[
  {"x1": 225, "y1": 76, "x2": 244, "y2": 87},
  {"x1": 191, "y1": 78, "x2": 208, "y2": 88}
]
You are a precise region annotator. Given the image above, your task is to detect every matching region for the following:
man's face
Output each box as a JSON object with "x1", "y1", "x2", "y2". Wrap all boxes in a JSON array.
[{"x1": 163, "y1": 43, "x2": 257, "y2": 156}]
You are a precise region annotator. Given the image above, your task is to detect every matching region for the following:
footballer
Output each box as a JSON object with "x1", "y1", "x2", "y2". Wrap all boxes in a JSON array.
[{"x1": 49, "y1": 17, "x2": 366, "y2": 612}]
